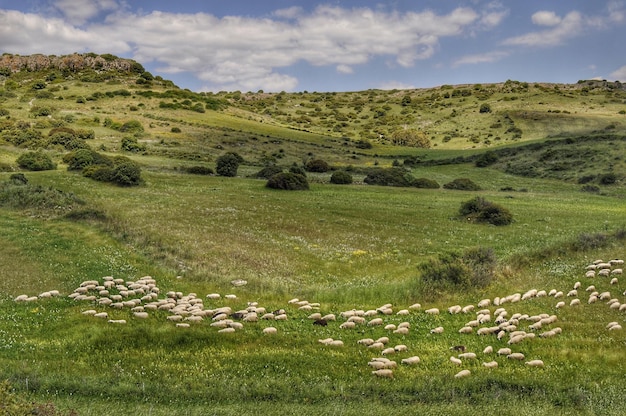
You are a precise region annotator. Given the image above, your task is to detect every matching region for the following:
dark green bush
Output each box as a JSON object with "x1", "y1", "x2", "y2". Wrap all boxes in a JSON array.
[
  {"x1": 16, "y1": 151, "x2": 56, "y2": 171},
  {"x1": 83, "y1": 165, "x2": 114, "y2": 182},
  {"x1": 289, "y1": 165, "x2": 307, "y2": 176},
  {"x1": 121, "y1": 137, "x2": 146, "y2": 153},
  {"x1": 0, "y1": 177, "x2": 84, "y2": 212},
  {"x1": 254, "y1": 165, "x2": 283, "y2": 179},
  {"x1": 216, "y1": 153, "x2": 241, "y2": 177},
  {"x1": 459, "y1": 196, "x2": 513, "y2": 226},
  {"x1": 118, "y1": 120, "x2": 144, "y2": 133},
  {"x1": 305, "y1": 158, "x2": 331, "y2": 173},
  {"x1": 171, "y1": 127, "x2": 182, "y2": 133},
  {"x1": 184, "y1": 165, "x2": 214, "y2": 175},
  {"x1": 475, "y1": 151, "x2": 498, "y2": 167},
  {"x1": 412, "y1": 177, "x2": 440, "y2": 189},
  {"x1": 364, "y1": 168, "x2": 413, "y2": 187},
  {"x1": 479, "y1": 103, "x2": 492, "y2": 113},
  {"x1": 598, "y1": 173, "x2": 617, "y2": 185},
  {"x1": 29, "y1": 106, "x2": 52, "y2": 117},
  {"x1": 443, "y1": 178, "x2": 481, "y2": 191},
  {"x1": 111, "y1": 161, "x2": 142, "y2": 186},
  {"x1": 266, "y1": 172, "x2": 309, "y2": 190},
  {"x1": 330, "y1": 171, "x2": 353, "y2": 184},
  {"x1": 418, "y1": 247, "x2": 496, "y2": 293}
]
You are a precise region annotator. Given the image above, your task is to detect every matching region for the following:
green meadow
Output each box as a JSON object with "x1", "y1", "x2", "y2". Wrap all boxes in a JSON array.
[{"x1": 0, "y1": 55, "x2": 625, "y2": 415}]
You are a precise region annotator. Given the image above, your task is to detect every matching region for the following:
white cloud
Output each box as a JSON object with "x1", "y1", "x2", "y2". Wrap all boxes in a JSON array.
[
  {"x1": 453, "y1": 50, "x2": 509, "y2": 67},
  {"x1": 336, "y1": 64, "x2": 354, "y2": 74},
  {"x1": 531, "y1": 11, "x2": 562, "y2": 27},
  {"x1": 378, "y1": 81, "x2": 416, "y2": 91},
  {"x1": 53, "y1": 0, "x2": 120, "y2": 25},
  {"x1": 610, "y1": 65, "x2": 626, "y2": 81},
  {"x1": 502, "y1": 11, "x2": 583, "y2": 47},
  {"x1": 0, "y1": 4, "x2": 493, "y2": 91}
]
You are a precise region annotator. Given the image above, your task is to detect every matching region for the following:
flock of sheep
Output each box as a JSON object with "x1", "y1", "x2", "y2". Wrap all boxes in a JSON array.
[{"x1": 13, "y1": 258, "x2": 624, "y2": 380}]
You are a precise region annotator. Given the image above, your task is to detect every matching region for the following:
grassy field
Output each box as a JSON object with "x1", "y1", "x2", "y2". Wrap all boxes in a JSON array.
[{"x1": 1, "y1": 55, "x2": 626, "y2": 415}]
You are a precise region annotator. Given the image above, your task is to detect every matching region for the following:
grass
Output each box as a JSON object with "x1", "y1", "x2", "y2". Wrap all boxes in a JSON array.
[{"x1": 1, "y1": 58, "x2": 626, "y2": 414}]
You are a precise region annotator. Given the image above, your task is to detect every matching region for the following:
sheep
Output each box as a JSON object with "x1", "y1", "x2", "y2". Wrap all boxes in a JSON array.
[
  {"x1": 93, "y1": 312, "x2": 108, "y2": 319},
  {"x1": 218, "y1": 327, "x2": 236, "y2": 333},
  {"x1": 368, "y1": 361, "x2": 389, "y2": 370},
  {"x1": 385, "y1": 324, "x2": 397, "y2": 331},
  {"x1": 607, "y1": 322, "x2": 622, "y2": 331},
  {"x1": 339, "y1": 322, "x2": 356, "y2": 329},
  {"x1": 466, "y1": 320, "x2": 480, "y2": 327},
  {"x1": 372, "y1": 369, "x2": 394, "y2": 379},
  {"x1": 263, "y1": 327, "x2": 277, "y2": 335},
  {"x1": 321, "y1": 314, "x2": 336, "y2": 321},
  {"x1": 368, "y1": 342, "x2": 385, "y2": 350},
  {"x1": 176, "y1": 323, "x2": 190, "y2": 328},
  {"x1": 483, "y1": 346, "x2": 493, "y2": 354},
  {"x1": 430, "y1": 326, "x2": 444, "y2": 334},
  {"x1": 357, "y1": 338, "x2": 375, "y2": 346},
  {"x1": 409, "y1": 303, "x2": 421, "y2": 310},
  {"x1": 308, "y1": 313, "x2": 322, "y2": 320},
  {"x1": 458, "y1": 326, "x2": 473, "y2": 334},
  {"x1": 425, "y1": 308, "x2": 440, "y2": 315},
  {"x1": 585, "y1": 270, "x2": 596, "y2": 278},
  {"x1": 274, "y1": 314, "x2": 288, "y2": 321},
  {"x1": 526, "y1": 360, "x2": 544, "y2": 367},
  {"x1": 450, "y1": 356, "x2": 462, "y2": 365},
  {"x1": 382, "y1": 347, "x2": 396, "y2": 355},
  {"x1": 398, "y1": 322, "x2": 411, "y2": 329},
  {"x1": 588, "y1": 295, "x2": 598, "y2": 304},
  {"x1": 348, "y1": 316, "x2": 366, "y2": 324},
  {"x1": 478, "y1": 299, "x2": 491, "y2": 308},
  {"x1": 610, "y1": 278, "x2": 619, "y2": 285},
  {"x1": 598, "y1": 269, "x2": 611, "y2": 277},
  {"x1": 401, "y1": 356, "x2": 421, "y2": 365},
  {"x1": 458, "y1": 352, "x2": 477, "y2": 360},
  {"x1": 611, "y1": 268, "x2": 623, "y2": 275},
  {"x1": 394, "y1": 345, "x2": 408, "y2": 352},
  {"x1": 507, "y1": 353, "x2": 525, "y2": 360},
  {"x1": 329, "y1": 340, "x2": 344, "y2": 347},
  {"x1": 454, "y1": 369, "x2": 471, "y2": 378},
  {"x1": 229, "y1": 322, "x2": 244, "y2": 330},
  {"x1": 599, "y1": 292, "x2": 611, "y2": 301},
  {"x1": 167, "y1": 315, "x2": 184, "y2": 322},
  {"x1": 318, "y1": 338, "x2": 334, "y2": 345},
  {"x1": 376, "y1": 337, "x2": 390, "y2": 344},
  {"x1": 133, "y1": 312, "x2": 149, "y2": 319},
  {"x1": 313, "y1": 319, "x2": 328, "y2": 326},
  {"x1": 397, "y1": 309, "x2": 410, "y2": 316},
  {"x1": 567, "y1": 289, "x2": 578, "y2": 297},
  {"x1": 448, "y1": 305, "x2": 462, "y2": 314},
  {"x1": 570, "y1": 299, "x2": 581, "y2": 306},
  {"x1": 393, "y1": 327, "x2": 409, "y2": 335},
  {"x1": 482, "y1": 361, "x2": 498, "y2": 369},
  {"x1": 368, "y1": 318, "x2": 384, "y2": 326},
  {"x1": 497, "y1": 347, "x2": 512, "y2": 356},
  {"x1": 573, "y1": 281, "x2": 581, "y2": 289},
  {"x1": 14, "y1": 294, "x2": 29, "y2": 302},
  {"x1": 586, "y1": 285, "x2": 596, "y2": 292},
  {"x1": 108, "y1": 319, "x2": 126, "y2": 324}
]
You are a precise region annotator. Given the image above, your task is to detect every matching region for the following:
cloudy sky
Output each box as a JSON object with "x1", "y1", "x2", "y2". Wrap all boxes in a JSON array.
[{"x1": 1, "y1": 0, "x2": 626, "y2": 92}]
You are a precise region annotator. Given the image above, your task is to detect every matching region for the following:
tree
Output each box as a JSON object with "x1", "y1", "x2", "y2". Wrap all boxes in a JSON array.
[
  {"x1": 390, "y1": 128, "x2": 431, "y2": 148},
  {"x1": 216, "y1": 153, "x2": 240, "y2": 177}
]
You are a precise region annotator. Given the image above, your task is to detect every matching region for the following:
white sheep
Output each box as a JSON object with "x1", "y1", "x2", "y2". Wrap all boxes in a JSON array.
[
  {"x1": 425, "y1": 308, "x2": 440, "y2": 315},
  {"x1": 393, "y1": 327, "x2": 409, "y2": 335},
  {"x1": 458, "y1": 326, "x2": 473, "y2": 334},
  {"x1": 368, "y1": 318, "x2": 384, "y2": 326},
  {"x1": 408, "y1": 303, "x2": 421, "y2": 310},
  {"x1": 93, "y1": 312, "x2": 108, "y2": 319},
  {"x1": 483, "y1": 346, "x2": 493, "y2": 354},
  {"x1": 525, "y1": 360, "x2": 544, "y2": 367},
  {"x1": 482, "y1": 361, "x2": 498, "y2": 369},
  {"x1": 263, "y1": 327, "x2": 277, "y2": 335},
  {"x1": 448, "y1": 305, "x2": 462, "y2": 314},
  {"x1": 107, "y1": 319, "x2": 126, "y2": 324},
  {"x1": 610, "y1": 278, "x2": 619, "y2": 285},
  {"x1": 357, "y1": 338, "x2": 375, "y2": 346},
  {"x1": 570, "y1": 299, "x2": 581, "y2": 306},
  {"x1": 318, "y1": 338, "x2": 334, "y2": 345},
  {"x1": 450, "y1": 356, "x2": 462, "y2": 365},
  {"x1": 430, "y1": 326, "x2": 444, "y2": 334},
  {"x1": 218, "y1": 327, "x2": 236, "y2": 333},
  {"x1": 176, "y1": 323, "x2": 190, "y2": 328},
  {"x1": 339, "y1": 321, "x2": 356, "y2": 329},
  {"x1": 454, "y1": 369, "x2": 471, "y2": 378},
  {"x1": 497, "y1": 348, "x2": 512, "y2": 355},
  {"x1": 458, "y1": 352, "x2": 477, "y2": 360},
  {"x1": 372, "y1": 369, "x2": 394, "y2": 379},
  {"x1": 401, "y1": 356, "x2": 421, "y2": 365},
  {"x1": 396, "y1": 309, "x2": 410, "y2": 316},
  {"x1": 507, "y1": 353, "x2": 525, "y2": 360},
  {"x1": 133, "y1": 312, "x2": 149, "y2": 319},
  {"x1": 329, "y1": 340, "x2": 344, "y2": 347},
  {"x1": 382, "y1": 347, "x2": 396, "y2": 355},
  {"x1": 394, "y1": 344, "x2": 408, "y2": 352}
]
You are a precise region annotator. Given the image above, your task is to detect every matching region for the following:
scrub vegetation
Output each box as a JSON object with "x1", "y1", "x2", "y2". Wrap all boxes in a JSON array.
[{"x1": 0, "y1": 54, "x2": 625, "y2": 415}]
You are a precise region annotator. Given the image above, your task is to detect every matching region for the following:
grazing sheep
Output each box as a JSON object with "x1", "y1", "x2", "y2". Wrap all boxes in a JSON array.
[
  {"x1": 133, "y1": 312, "x2": 149, "y2": 319},
  {"x1": 573, "y1": 281, "x2": 581, "y2": 289},
  {"x1": 368, "y1": 361, "x2": 389, "y2": 370},
  {"x1": 358, "y1": 338, "x2": 375, "y2": 346},
  {"x1": 372, "y1": 369, "x2": 394, "y2": 379},
  {"x1": 394, "y1": 345, "x2": 408, "y2": 352},
  {"x1": 93, "y1": 312, "x2": 109, "y2": 319},
  {"x1": 376, "y1": 337, "x2": 390, "y2": 344},
  {"x1": 397, "y1": 309, "x2": 410, "y2": 316},
  {"x1": 599, "y1": 292, "x2": 611, "y2": 301},
  {"x1": 108, "y1": 319, "x2": 126, "y2": 324},
  {"x1": 458, "y1": 326, "x2": 473, "y2": 334},
  {"x1": 368, "y1": 342, "x2": 385, "y2": 350},
  {"x1": 507, "y1": 353, "x2": 525, "y2": 360},
  {"x1": 409, "y1": 303, "x2": 421, "y2": 310},
  {"x1": 430, "y1": 326, "x2": 444, "y2": 334},
  {"x1": 368, "y1": 318, "x2": 384, "y2": 326},
  {"x1": 262, "y1": 327, "x2": 277, "y2": 335},
  {"x1": 497, "y1": 348, "x2": 512, "y2": 356},
  {"x1": 458, "y1": 352, "x2": 477, "y2": 360},
  {"x1": 176, "y1": 323, "x2": 190, "y2": 328},
  {"x1": 585, "y1": 270, "x2": 596, "y2": 278},
  {"x1": 385, "y1": 324, "x2": 397, "y2": 331},
  {"x1": 401, "y1": 356, "x2": 421, "y2": 365},
  {"x1": 382, "y1": 347, "x2": 396, "y2": 355},
  {"x1": 607, "y1": 322, "x2": 622, "y2": 331},
  {"x1": 450, "y1": 357, "x2": 462, "y2": 365},
  {"x1": 318, "y1": 338, "x2": 334, "y2": 345},
  {"x1": 526, "y1": 360, "x2": 544, "y2": 367},
  {"x1": 611, "y1": 268, "x2": 623, "y2": 275},
  {"x1": 570, "y1": 299, "x2": 581, "y2": 306},
  {"x1": 339, "y1": 322, "x2": 356, "y2": 329},
  {"x1": 482, "y1": 361, "x2": 498, "y2": 369},
  {"x1": 313, "y1": 319, "x2": 328, "y2": 326},
  {"x1": 348, "y1": 316, "x2": 366, "y2": 324},
  {"x1": 478, "y1": 299, "x2": 490, "y2": 308},
  {"x1": 425, "y1": 308, "x2": 440, "y2": 315},
  {"x1": 329, "y1": 340, "x2": 344, "y2": 347},
  {"x1": 393, "y1": 327, "x2": 409, "y2": 335},
  {"x1": 322, "y1": 314, "x2": 336, "y2": 321},
  {"x1": 610, "y1": 278, "x2": 619, "y2": 285},
  {"x1": 308, "y1": 313, "x2": 322, "y2": 320},
  {"x1": 483, "y1": 346, "x2": 493, "y2": 354},
  {"x1": 454, "y1": 369, "x2": 471, "y2": 378},
  {"x1": 586, "y1": 285, "x2": 596, "y2": 292},
  {"x1": 274, "y1": 314, "x2": 288, "y2": 321},
  {"x1": 448, "y1": 305, "x2": 462, "y2": 314},
  {"x1": 218, "y1": 327, "x2": 236, "y2": 333}
]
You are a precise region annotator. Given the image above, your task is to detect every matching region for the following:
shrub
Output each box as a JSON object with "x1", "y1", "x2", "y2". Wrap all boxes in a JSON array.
[
  {"x1": 459, "y1": 196, "x2": 513, "y2": 226},
  {"x1": 289, "y1": 165, "x2": 307, "y2": 176},
  {"x1": 330, "y1": 171, "x2": 353, "y2": 184},
  {"x1": 305, "y1": 158, "x2": 331, "y2": 173},
  {"x1": 16, "y1": 151, "x2": 56, "y2": 171},
  {"x1": 184, "y1": 165, "x2": 214, "y2": 175},
  {"x1": 29, "y1": 106, "x2": 52, "y2": 117},
  {"x1": 412, "y1": 177, "x2": 439, "y2": 189},
  {"x1": 598, "y1": 173, "x2": 617, "y2": 185},
  {"x1": 355, "y1": 139, "x2": 373, "y2": 149},
  {"x1": 266, "y1": 172, "x2": 309, "y2": 190},
  {"x1": 171, "y1": 127, "x2": 182, "y2": 133},
  {"x1": 111, "y1": 161, "x2": 142, "y2": 186},
  {"x1": 0, "y1": 177, "x2": 85, "y2": 213},
  {"x1": 443, "y1": 178, "x2": 481, "y2": 191},
  {"x1": 121, "y1": 137, "x2": 146, "y2": 153},
  {"x1": 83, "y1": 165, "x2": 114, "y2": 182},
  {"x1": 254, "y1": 165, "x2": 283, "y2": 179},
  {"x1": 216, "y1": 153, "x2": 241, "y2": 177},
  {"x1": 418, "y1": 246, "x2": 496, "y2": 293},
  {"x1": 64, "y1": 149, "x2": 95, "y2": 170},
  {"x1": 364, "y1": 168, "x2": 413, "y2": 187},
  {"x1": 475, "y1": 151, "x2": 498, "y2": 167},
  {"x1": 118, "y1": 120, "x2": 144, "y2": 133},
  {"x1": 479, "y1": 103, "x2": 492, "y2": 113}
]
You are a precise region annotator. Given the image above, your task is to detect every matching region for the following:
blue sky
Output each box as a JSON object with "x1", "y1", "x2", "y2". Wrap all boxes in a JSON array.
[{"x1": 1, "y1": 0, "x2": 626, "y2": 92}]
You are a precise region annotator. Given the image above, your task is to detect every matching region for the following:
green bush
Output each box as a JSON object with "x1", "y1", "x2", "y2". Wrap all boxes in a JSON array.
[
  {"x1": 83, "y1": 165, "x2": 114, "y2": 182},
  {"x1": 418, "y1": 247, "x2": 496, "y2": 293},
  {"x1": 0, "y1": 177, "x2": 85, "y2": 213},
  {"x1": 598, "y1": 173, "x2": 617, "y2": 185},
  {"x1": 364, "y1": 168, "x2": 413, "y2": 187},
  {"x1": 119, "y1": 120, "x2": 144, "y2": 133},
  {"x1": 475, "y1": 151, "x2": 498, "y2": 167},
  {"x1": 111, "y1": 161, "x2": 142, "y2": 186},
  {"x1": 216, "y1": 153, "x2": 241, "y2": 177},
  {"x1": 330, "y1": 171, "x2": 353, "y2": 184},
  {"x1": 29, "y1": 106, "x2": 53, "y2": 117},
  {"x1": 266, "y1": 172, "x2": 309, "y2": 190},
  {"x1": 16, "y1": 151, "x2": 56, "y2": 171},
  {"x1": 479, "y1": 103, "x2": 492, "y2": 113},
  {"x1": 184, "y1": 165, "x2": 214, "y2": 175},
  {"x1": 443, "y1": 178, "x2": 481, "y2": 190},
  {"x1": 121, "y1": 137, "x2": 146, "y2": 153},
  {"x1": 254, "y1": 165, "x2": 284, "y2": 179},
  {"x1": 459, "y1": 196, "x2": 513, "y2": 226},
  {"x1": 412, "y1": 177, "x2": 439, "y2": 189},
  {"x1": 305, "y1": 158, "x2": 331, "y2": 172}
]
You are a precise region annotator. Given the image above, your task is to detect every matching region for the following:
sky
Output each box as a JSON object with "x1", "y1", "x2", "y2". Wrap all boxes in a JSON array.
[{"x1": 1, "y1": 0, "x2": 626, "y2": 92}]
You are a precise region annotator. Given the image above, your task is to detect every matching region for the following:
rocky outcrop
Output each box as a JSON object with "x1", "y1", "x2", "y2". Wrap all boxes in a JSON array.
[{"x1": 0, "y1": 53, "x2": 143, "y2": 74}]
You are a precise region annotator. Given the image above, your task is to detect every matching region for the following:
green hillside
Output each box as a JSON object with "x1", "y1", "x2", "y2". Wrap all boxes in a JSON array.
[{"x1": 0, "y1": 54, "x2": 625, "y2": 415}]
